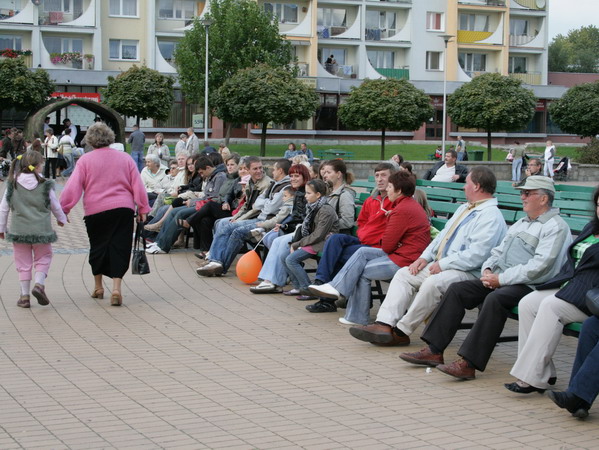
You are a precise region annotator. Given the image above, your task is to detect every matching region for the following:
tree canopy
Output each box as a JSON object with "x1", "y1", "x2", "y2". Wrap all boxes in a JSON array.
[
  {"x1": 174, "y1": 0, "x2": 294, "y2": 108},
  {"x1": 549, "y1": 81, "x2": 599, "y2": 138},
  {"x1": 213, "y1": 65, "x2": 319, "y2": 156},
  {"x1": 0, "y1": 57, "x2": 54, "y2": 118},
  {"x1": 549, "y1": 26, "x2": 599, "y2": 73},
  {"x1": 446, "y1": 73, "x2": 536, "y2": 160},
  {"x1": 337, "y1": 78, "x2": 433, "y2": 160},
  {"x1": 102, "y1": 65, "x2": 174, "y2": 126}
]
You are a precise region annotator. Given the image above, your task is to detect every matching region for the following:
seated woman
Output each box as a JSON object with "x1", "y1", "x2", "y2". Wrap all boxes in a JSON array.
[
  {"x1": 308, "y1": 171, "x2": 431, "y2": 321},
  {"x1": 504, "y1": 186, "x2": 599, "y2": 394},
  {"x1": 140, "y1": 154, "x2": 168, "y2": 206},
  {"x1": 284, "y1": 179, "x2": 339, "y2": 300},
  {"x1": 548, "y1": 315, "x2": 599, "y2": 419}
]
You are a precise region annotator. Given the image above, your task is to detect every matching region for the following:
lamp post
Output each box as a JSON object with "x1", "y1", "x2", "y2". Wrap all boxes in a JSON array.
[
  {"x1": 439, "y1": 34, "x2": 454, "y2": 154},
  {"x1": 200, "y1": 18, "x2": 213, "y2": 142}
]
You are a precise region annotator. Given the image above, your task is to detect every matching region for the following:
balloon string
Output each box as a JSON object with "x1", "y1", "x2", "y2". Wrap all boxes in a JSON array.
[{"x1": 253, "y1": 233, "x2": 267, "y2": 251}]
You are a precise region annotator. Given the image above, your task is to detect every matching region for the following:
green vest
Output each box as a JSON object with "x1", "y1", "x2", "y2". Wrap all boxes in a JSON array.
[{"x1": 6, "y1": 180, "x2": 57, "y2": 244}]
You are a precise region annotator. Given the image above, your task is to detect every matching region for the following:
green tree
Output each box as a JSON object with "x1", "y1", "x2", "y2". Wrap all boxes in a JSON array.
[
  {"x1": 174, "y1": 0, "x2": 294, "y2": 141},
  {"x1": 549, "y1": 81, "x2": 599, "y2": 138},
  {"x1": 102, "y1": 65, "x2": 174, "y2": 126},
  {"x1": 447, "y1": 73, "x2": 536, "y2": 161},
  {"x1": 337, "y1": 79, "x2": 433, "y2": 160},
  {"x1": 0, "y1": 57, "x2": 54, "y2": 122},
  {"x1": 213, "y1": 65, "x2": 319, "y2": 156},
  {"x1": 548, "y1": 26, "x2": 599, "y2": 73}
]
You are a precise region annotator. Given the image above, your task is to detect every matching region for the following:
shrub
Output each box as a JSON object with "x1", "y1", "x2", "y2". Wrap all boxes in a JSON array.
[{"x1": 575, "y1": 138, "x2": 599, "y2": 164}]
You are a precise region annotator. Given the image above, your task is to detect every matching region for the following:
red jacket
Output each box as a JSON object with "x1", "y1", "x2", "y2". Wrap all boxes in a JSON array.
[
  {"x1": 356, "y1": 193, "x2": 395, "y2": 247},
  {"x1": 381, "y1": 195, "x2": 431, "y2": 267}
]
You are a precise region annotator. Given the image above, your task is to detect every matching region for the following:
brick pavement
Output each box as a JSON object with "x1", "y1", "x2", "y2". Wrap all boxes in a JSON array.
[{"x1": 0, "y1": 180, "x2": 597, "y2": 449}]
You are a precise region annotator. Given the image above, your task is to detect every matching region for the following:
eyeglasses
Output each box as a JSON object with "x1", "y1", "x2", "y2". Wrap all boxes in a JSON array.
[{"x1": 521, "y1": 190, "x2": 542, "y2": 198}]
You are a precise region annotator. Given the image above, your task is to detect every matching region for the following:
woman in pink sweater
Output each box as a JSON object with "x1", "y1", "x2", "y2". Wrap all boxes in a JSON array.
[{"x1": 60, "y1": 123, "x2": 150, "y2": 306}]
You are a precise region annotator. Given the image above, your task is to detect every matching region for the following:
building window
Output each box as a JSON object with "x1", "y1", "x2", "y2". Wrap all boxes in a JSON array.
[
  {"x1": 365, "y1": 10, "x2": 397, "y2": 39},
  {"x1": 317, "y1": 7, "x2": 347, "y2": 37},
  {"x1": 426, "y1": 12, "x2": 443, "y2": 31},
  {"x1": 158, "y1": 40, "x2": 178, "y2": 61},
  {"x1": 109, "y1": 39, "x2": 138, "y2": 60},
  {"x1": 109, "y1": 0, "x2": 137, "y2": 17},
  {"x1": 458, "y1": 52, "x2": 487, "y2": 73},
  {"x1": 44, "y1": 0, "x2": 71, "y2": 12},
  {"x1": 264, "y1": 3, "x2": 298, "y2": 24},
  {"x1": 459, "y1": 14, "x2": 489, "y2": 32},
  {"x1": 509, "y1": 56, "x2": 527, "y2": 73},
  {"x1": 426, "y1": 51, "x2": 442, "y2": 70},
  {"x1": 0, "y1": 34, "x2": 22, "y2": 51},
  {"x1": 367, "y1": 50, "x2": 395, "y2": 69},
  {"x1": 157, "y1": 0, "x2": 195, "y2": 19},
  {"x1": 44, "y1": 37, "x2": 83, "y2": 54},
  {"x1": 510, "y1": 19, "x2": 529, "y2": 36}
]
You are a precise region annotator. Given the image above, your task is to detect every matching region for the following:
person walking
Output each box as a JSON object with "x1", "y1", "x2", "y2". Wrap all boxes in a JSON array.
[
  {"x1": 0, "y1": 151, "x2": 67, "y2": 308},
  {"x1": 128, "y1": 124, "x2": 145, "y2": 172}
]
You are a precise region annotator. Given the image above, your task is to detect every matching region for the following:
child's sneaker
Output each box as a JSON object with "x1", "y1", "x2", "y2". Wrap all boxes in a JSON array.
[
  {"x1": 17, "y1": 295, "x2": 30, "y2": 308},
  {"x1": 32, "y1": 284, "x2": 50, "y2": 305}
]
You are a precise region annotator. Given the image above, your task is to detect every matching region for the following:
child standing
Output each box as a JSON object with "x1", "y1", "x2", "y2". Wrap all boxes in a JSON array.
[{"x1": 0, "y1": 151, "x2": 67, "y2": 308}]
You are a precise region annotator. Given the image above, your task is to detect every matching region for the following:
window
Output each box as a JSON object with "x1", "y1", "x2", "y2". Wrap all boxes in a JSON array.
[
  {"x1": 317, "y1": 8, "x2": 347, "y2": 28},
  {"x1": 109, "y1": 39, "x2": 138, "y2": 60},
  {"x1": 44, "y1": 0, "x2": 71, "y2": 12},
  {"x1": 367, "y1": 50, "x2": 394, "y2": 69},
  {"x1": 109, "y1": 0, "x2": 137, "y2": 17},
  {"x1": 458, "y1": 52, "x2": 487, "y2": 73},
  {"x1": 44, "y1": 37, "x2": 83, "y2": 54},
  {"x1": 157, "y1": 0, "x2": 195, "y2": 19},
  {"x1": 426, "y1": 51, "x2": 442, "y2": 70},
  {"x1": 426, "y1": 12, "x2": 443, "y2": 31},
  {"x1": 509, "y1": 56, "x2": 527, "y2": 73},
  {"x1": 365, "y1": 10, "x2": 397, "y2": 38},
  {"x1": 0, "y1": 34, "x2": 22, "y2": 51},
  {"x1": 319, "y1": 48, "x2": 346, "y2": 65},
  {"x1": 264, "y1": 3, "x2": 298, "y2": 24},
  {"x1": 510, "y1": 19, "x2": 529, "y2": 36},
  {"x1": 459, "y1": 14, "x2": 489, "y2": 32},
  {"x1": 158, "y1": 40, "x2": 178, "y2": 61}
]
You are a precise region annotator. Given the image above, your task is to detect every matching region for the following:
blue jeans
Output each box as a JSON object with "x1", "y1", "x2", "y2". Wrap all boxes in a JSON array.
[
  {"x1": 155, "y1": 206, "x2": 195, "y2": 252},
  {"x1": 131, "y1": 151, "x2": 144, "y2": 172},
  {"x1": 569, "y1": 316, "x2": 599, "y2": 405},
  {"x1": 512, "y1": 158, "x2": 523, "y2": 182},
  {"x1": 258, "y1": 233, "x2": 293, "y2": 286},
  {"x1": 208, "y1": 219, "x2": 259, "y2": 272},
  {"x1": 330, "y1": 247, "x2": 400, "y2": 325},
  {"x1": 61, "y1": 152, "x2": 75, "y2": 177},
  {"x1": 285, "y1": 248, "x2": 314, "y2": 290},
  {"x1": 315, "y1": 234, "x2": 363, "y2": 283}
]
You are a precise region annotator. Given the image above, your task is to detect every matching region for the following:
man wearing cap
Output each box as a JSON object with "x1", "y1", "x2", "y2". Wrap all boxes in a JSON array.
[{"x1": 400, "y1": 176, "x2": 572, "y2": 380}]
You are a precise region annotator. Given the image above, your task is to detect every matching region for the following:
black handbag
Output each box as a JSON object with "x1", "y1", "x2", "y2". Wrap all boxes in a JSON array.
[
  {"x1": 132, "y1": 221, "x2": 150, "y2": 275},
  {"x1": 586, "y1": 288, "x2": 599, "y2": 317}
]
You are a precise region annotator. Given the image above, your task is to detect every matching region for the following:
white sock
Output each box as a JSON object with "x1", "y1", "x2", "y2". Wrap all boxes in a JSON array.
[
  {"x1": 20, "y1": 280, "x2": 31, "y2": 296},
  {"x1": 34, "y1": 272, "x2": 46, "y2": 285}
]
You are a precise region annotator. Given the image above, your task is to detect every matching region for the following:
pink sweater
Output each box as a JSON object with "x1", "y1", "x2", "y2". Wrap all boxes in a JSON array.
[{"x1": 60, "y1": 147, "x2": 151, "y2": 217}]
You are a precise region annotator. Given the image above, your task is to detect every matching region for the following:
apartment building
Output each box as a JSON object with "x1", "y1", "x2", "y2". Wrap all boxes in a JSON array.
[{"x1": 0, "y1": 0, "x2": 568, "y2": 143}]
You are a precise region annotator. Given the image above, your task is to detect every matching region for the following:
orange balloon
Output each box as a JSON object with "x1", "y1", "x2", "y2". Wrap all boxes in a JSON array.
[{"x1": 236, "y1": 250, "x2": 263, "y2": 284}]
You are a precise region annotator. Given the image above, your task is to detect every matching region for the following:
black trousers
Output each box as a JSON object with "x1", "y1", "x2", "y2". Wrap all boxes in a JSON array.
[
  {"x1": 421, "y1": 279, "x2": 532, "y2": 371},
  {"x1": 187, "y1": 201, "x2": 232, "y2": 251},
  {"x1": 44, "y1": 157, "x2": 58, "y2": 179}
]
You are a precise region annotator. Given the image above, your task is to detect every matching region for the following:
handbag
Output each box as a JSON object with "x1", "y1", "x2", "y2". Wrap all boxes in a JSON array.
[
  {"x1": 132, "y1": 221, "x2": 150, "y2": 275},
  {"x1": 586, "y1": 288, "x2": 599, "y2": 317},
  {"x1": 57, "y1": 144, "x2": 64, "y2": 155}
]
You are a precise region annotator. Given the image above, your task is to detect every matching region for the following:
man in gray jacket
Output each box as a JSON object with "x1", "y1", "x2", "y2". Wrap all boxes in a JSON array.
[{"x1": 400, "y1": 176, "x2": 572, "y2": 380}]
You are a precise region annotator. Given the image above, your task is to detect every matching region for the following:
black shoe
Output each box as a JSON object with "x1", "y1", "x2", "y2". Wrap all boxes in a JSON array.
[
  {"x1": 504, "y1": 381, "x2": 545, "y2": 394},
  {"x1": 547, "y1": 391, "x2": 590, "y2": 418},
  {"x1": 305, "y1": 300, "x2": 337, "y2": 313}
]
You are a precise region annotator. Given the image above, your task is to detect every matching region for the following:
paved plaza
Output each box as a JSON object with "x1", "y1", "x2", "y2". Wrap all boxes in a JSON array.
[{"x1": 0, "y1": 180, "x2": 597, "y2": 449}]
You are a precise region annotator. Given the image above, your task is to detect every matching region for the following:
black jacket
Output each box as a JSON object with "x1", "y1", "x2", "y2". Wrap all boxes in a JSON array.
[
  {"x1": 424, "y1": 162, "x2": 468, "y2": 182},
  {"x1": 536, "y1": 222, "x2": 599, "y2": 314}
]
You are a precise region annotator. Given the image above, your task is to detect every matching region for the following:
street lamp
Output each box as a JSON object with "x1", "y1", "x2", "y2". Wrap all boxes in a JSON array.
[
  {"x1": 200, "y1": 18, "x2": 213, "y2": 142},
  {"x1": 439, "y1": 34, "x2": 454, "y2": 154}
]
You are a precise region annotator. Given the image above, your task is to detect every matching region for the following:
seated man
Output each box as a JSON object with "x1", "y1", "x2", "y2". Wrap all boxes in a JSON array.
[
  {"x1": 197, "y1": 158, "x2": 291, "y2": 277},
  {"x1": 424, "y1": 150, "x2": 468, "y2": 182},
  {"x1": 349, "y1": 167, "x2": 507, "y2": 346},
  {"x1": 513, "y1": 157, "x2": 542, "y2": 187},
  {"x1": 313, "y1": 162, "x2": 397, "y2": 288},
  {"x1": 400, "y1": 176, "x2": 572, "y2": 380}
]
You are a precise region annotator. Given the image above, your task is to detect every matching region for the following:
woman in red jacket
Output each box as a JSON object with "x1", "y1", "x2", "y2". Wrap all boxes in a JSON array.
[{"x1": 308, "y1": 171, "x2": 431, "y2": 321}]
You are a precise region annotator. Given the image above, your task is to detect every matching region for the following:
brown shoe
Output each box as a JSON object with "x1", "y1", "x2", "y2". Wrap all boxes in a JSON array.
[
  {"x1": 17, "y1": 295, "x2": 30, "y2": 308},
  {"x1": 110, "y1": 291, "x2": 122, "y2": 306},
  {"x1": 399, "y1": 347, "x2": 444, "y2": 367},
  {"x1": 437, "y1": 358, "x2": 475, "y2": 380},
  {"x1": 31, "y1": 284, "x2": 50, "y2": 305},
  {"x1": 349, "y1": 322, "x2": 409, "y2": 346}
]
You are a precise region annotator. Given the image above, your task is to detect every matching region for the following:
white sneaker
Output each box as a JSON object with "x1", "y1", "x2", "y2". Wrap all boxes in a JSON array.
[
  {"x1": 338, "y1": 317, "x2": 360, "y2": 326},
  {"x1": 308, "y1": 283, "x2": 340, "y2": 300},
  {"x1": 145, "y1": 242, "x2": 158, "y2": 252},
  {"x1": 147, "y1": 245, "x2": 166, "y2": 254}
]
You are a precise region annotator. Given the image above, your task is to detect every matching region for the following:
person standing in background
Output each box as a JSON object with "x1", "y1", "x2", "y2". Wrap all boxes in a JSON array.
[
  {"x1": 544, "y1": 139, "x2": 555, "y2": 180},
  {"x1": 128, "y1": 124, "x2": 145, "y2": 172}
]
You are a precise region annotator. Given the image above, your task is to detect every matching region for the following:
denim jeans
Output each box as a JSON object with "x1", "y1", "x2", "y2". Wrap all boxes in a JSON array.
[
  {"x1": 330, "y1": 246, "x2": 400, "y2": 325},
  {"x1": 208, "y1": 219, "x2": 259, "y2": 272},
  {"x1": 512, "y1": 157, "x2": 523, "y2": 182},
  {"x1": 284, "y1": 248, "x2": 314, "y2": 290},
  {"x1": 155, "y1": 206, "x2": 196, "y2": 252},
  {"x1": 61, "y1": 152, "x2": 75, "y2": 177},
  {"x1": 258, "y1": 233, "x2": 293, "y2": 286},
  {"x1": 315, "y1": 234, "x2": 363, "y2": 283},
  {"x1": 131, "y1": 151, "x2": 144, "y2": 172},
  {"x1": 569, "y1": 316, "x2": 599, "y2": 405}
]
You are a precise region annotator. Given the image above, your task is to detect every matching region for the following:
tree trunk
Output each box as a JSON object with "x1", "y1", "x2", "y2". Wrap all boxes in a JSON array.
[
  {"x1": 486, "y1": 129, "x2": 492, "y2": 161},
  {"x1": 136, "y1": 116, "x2": 140, "y2": 127},
  {"x1": 260, "y1": 122, "x2": 267, "y2": 157},
  {"x1": 224, "y1": 122, "x2": 232, "y2": 147},
  {"x1": 380, "y1": 127, "x2": 386, "y2": 160}
]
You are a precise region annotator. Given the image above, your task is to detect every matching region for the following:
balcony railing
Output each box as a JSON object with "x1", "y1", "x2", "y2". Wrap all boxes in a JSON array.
[
  {"x1": 464, "y1": 70, "x2": 488, "y2": 78},
  {"x1": 324, "y1": 63, "x2": 355, "y2": 78},
  {"x1": 297, "y1": 63, "x2": 309, "y2": 77},
  {"x1": 0, "y1": 54, "x2": 32, "y2": 67},
  {"x1": 317, "y1": 26, "x2": 347, "y2": 38},
  {"x1": 375, "y1": 68, "x2": 409, "y2": 80},
  {"x1": 509, "y1": 71, "x2": 542, "y2": 85},
  {"x1": 365, "y1": 29, "x2": 398, "y2": 40},
  {"x1": 38, "y1": 10, "x2": 84, "y2": 25},
  {"x1": 509, "y1": 34, "x2": 538, "y2": 46}
]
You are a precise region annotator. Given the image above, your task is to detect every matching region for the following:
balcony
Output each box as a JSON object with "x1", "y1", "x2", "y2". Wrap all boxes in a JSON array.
[
  {"x1": 463, "y1": 70, "x2": 488, "y2": 79},
  {"x1": 509, "y1": 34, "x2": 538, "y2": 46},
  {"x1": 39, "y1": 10, "x2": 83, "y2": 25},
  {"x1": 512, "y1": 0, "x2": 545, "y2": 10},
  {"x1": 318, "y1": 26, "x2": 347, "y2": 38},
  {"x1": 375, "y1": 68, "x2": 409, "y2": 79},
  {"x1": 509, "y1": 71, "x2": 541, "y2": 85},
  {"x1": 50, "y1": 52, "x2": 95, "y2": 70},
  {"x1": 324, "y1": 63, "x2": 355, "y2": 78},
  {"x1": 297, "y1": 63, "x2": 309, "y2": 77},
  {"x1": 365, "y1": 28, "x2": 398, "y2": 41},
  {"x1": 0, "y1": 50, "x2": 32, "y2": 67}
]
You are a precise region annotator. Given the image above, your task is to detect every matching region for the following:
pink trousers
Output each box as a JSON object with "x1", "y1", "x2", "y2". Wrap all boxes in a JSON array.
[{"x1": 12, "y1": 243, "x2": 53, "y2": 281}]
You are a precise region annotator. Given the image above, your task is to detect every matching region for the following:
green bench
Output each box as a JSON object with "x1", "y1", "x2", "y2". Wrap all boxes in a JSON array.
[{"x1": 317, "y1": 149, "x2": 354, "y2": 160}]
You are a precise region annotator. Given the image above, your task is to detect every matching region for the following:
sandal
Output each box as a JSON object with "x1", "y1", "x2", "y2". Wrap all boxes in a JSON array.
[
  {"x1": 283, "y1": 289, "x2": 300, "y2": 296},
  {"x1": 178, "y1": 219, "x2": 190, "y2": 229},
  {"x1": 91, "y1": 288, "x2": 104, "y2": 299},
  {"x1": 305, "y1": 300, "x2": 337, "y2": 313},
  {"x1": 296, "y1": 295, "x2": 317, "y2": 301},
  {"x1": 250, "y1": 282, "x2": 282, "y2": 294},
  {"x1": 111, "y1": 290, "x2": 122, "y2": 306}
]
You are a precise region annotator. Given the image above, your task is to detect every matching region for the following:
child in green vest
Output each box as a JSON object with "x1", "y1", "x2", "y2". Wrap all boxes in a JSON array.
[{"x1": 0, "y1": 151, "x2": 67, "y2": 308}]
